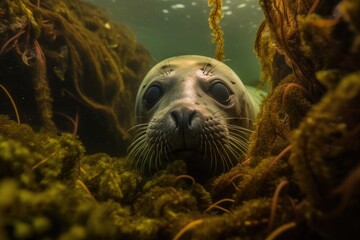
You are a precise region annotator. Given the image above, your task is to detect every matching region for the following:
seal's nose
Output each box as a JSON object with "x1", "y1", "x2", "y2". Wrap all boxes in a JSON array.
[{"x1": 170, "y1": 107, "x2": 197, "y2": 131}]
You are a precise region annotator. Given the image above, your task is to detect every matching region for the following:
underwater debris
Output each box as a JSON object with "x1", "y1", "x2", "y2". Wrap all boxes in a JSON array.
[{"x1": 208, "y1": 0, "x2": 225, "y2": 61}]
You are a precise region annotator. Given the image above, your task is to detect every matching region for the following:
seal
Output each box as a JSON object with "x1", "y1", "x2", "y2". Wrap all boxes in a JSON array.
[{"x1": 128, "y1": 55, "x2": 261, "y2": 180}]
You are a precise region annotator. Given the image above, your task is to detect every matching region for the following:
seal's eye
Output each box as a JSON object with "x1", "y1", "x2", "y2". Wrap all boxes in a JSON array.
[
  {"x1": 209, "y1": 81, "x2": 231, "y2": 104},
  {"x1": 145, "y1": 84, "x2": 163, "y2": 106}
]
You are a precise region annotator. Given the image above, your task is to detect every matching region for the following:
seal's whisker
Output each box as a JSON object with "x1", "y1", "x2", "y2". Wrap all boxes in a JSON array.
[
  {"x1": 229, "y1": 132, "x2": 252, "y2": 143},
  {"x1": 222, "y1": 142, "x2": 236, "y2": 170},
  {"x1": 228, "y1": 131, "x2": 252, "y2": 140},
  {"x1": 127, "y1": 123, "x2": 148, "y2": 133},
  {"x1": 141, "y1": 150, "x2": 149, "y2": 175},
  {"x1": 215, "y1": 139, "x2": 231, "y2": 172},
  {"x1": 224, "y1": 116, "x2": 256, "y2": 122},
  {"x1": 211, "y1": 141, "x2": 218, "y2": 176},
  {"x1": 229, "y1": 134, "x2": 249, "y2": 150},
  {"x1": 128, "y1": 134, "x2": 147, "y2": 151},
  {"x1": 226, "y1": 143, "x2": 241, "y2": 161},
  {"x1": 227, "y1": 126, "x2": 252, "y2": 136},
  {"x1": 150, "y1": 144, "x2": 159, "y2": 174},
  {"x1": 213, "y1": 140, "x2": 225, "y2": 173},
  {"x1": 144, "y1": 144, "x2": 155, "y2": 175},
  {"x1": 228, "y1": 137, "x2": 245, "y2": 156},
  {"x1": 158, "y1": 59, "x2": 173, "y2": 78},
  {"x1": 229, "y1": 131, "x2": 252, "y2": 143},
  {"x1": 164, "y1": 141, "x2": 171, "y2": 162},
  {"x1": 135, "y1": 116, "x2": 151, "y2": 120},
  {"x1": 229, "y1": 124, "x2": 255, "y2": 131},
  {"x1": 201, "y1": 57, "x2": 212, "y2": 75},
  {"x1": 221, "y1": 151, "x2": 228, "y2": 173},
  {"x1": 128, "y1": 140, "x2": 145, "y2": 158},
  {"x1": 219, "y1": 141, "x2": 232, "y2": 172},
  {"x1": 158, "y1": 143, "x2": 163, "y2": 172},
  {"x1": 199, "y1": 134, "x2": 204, "y2": 153},
  {"x1": 138, "y1": 152, "x2": 148, "y2": 173},
  {"x1": 128, "y1": 142, "x2": 147, "y2": 167},
  {"x1": 207, "y1": 141, "x2": 213, "y2": 176},
  {"x1": 206, "y1": 62, "x2": 218, "y2": 75},
  {"x1": 204, "y1": 139, "x2": 211, "y2": 175},
  {"x1": 227, "y1": 125, "x2": 254, "y2": 134},
  {"x1": 228, "y1": 136, "x2": 248, "y2": 156},
  {"x1": 129, "y1": 129, "x2": 148, "y2": 140},
  {"x1": 129, "y1": 141, "x2": 146, "y2": 169},
  {"x1": 202, "y1": 58, "x2": 218, "y2": 76},
  {"x1": 154, "y1": 145, "x2": 159, "y2": 173},
  {"x1": 156, "y1": 142, "x2": 164, "y2": 172},
  {"x1": 129, "y1": 127, "x2": 148, "y2": 137},
  {"x1": 151, "y1": 56, "x2": 160, "y2": 63},
  {"x1": 212, "y1": 110, "x2": 225, "y2": 119},
  {"x1": 137, "y1": 144, "x2": 148, "y2": 173},
  {"x1": 153, "y1": 144, "x2": 161, "y2": 173}
]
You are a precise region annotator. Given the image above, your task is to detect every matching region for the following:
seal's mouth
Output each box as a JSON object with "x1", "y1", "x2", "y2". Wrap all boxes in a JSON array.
[{"x1": 172, "y1": 148, "x2": 199, "y2": 160}]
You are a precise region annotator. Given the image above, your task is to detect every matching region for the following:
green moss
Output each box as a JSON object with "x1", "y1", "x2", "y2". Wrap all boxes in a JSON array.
[{"x1": 81, "y1": 153, "x2": 142, "y2": 203}]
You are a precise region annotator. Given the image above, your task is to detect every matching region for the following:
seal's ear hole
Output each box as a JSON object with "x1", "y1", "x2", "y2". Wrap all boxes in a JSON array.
[
  {"x1": 145, "y1": 83, "x2": 163, "y2": 107},
  {"x1": 209, "y1": 81, "x2": 231, "y2": 104}
]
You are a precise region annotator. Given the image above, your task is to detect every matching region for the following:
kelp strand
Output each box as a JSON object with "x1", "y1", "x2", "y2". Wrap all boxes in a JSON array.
[{"x1": 208, "y1": 0, "x2": 225, "y2": 61}]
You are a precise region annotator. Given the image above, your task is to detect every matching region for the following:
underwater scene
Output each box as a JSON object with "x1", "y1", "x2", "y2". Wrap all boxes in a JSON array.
[
  {"x1": 88, "y1": 0, "x2": 264, "y2": 86},
  {"x1": 0, "y1": 0, "x2": 360, "y2": 239}
]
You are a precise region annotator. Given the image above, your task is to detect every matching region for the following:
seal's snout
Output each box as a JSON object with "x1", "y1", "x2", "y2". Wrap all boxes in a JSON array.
[
  {"x1": 170, "y1": 107, "x2": 197, "y2": 131},
  {"x1": 131, "y1": 55, "x2": 259, "y2": 178}
]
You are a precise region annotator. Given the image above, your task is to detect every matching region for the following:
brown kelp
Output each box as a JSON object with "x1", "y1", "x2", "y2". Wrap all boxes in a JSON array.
[
  {"x1": 1, "y1": 0, "x2": 360, "y2": 239},
  {"x1": 208, "y1": 0, "x2": 225, "y2": 61},
  {"x1": 0, "y1": 0, "x2": 151, "y2": 154}
]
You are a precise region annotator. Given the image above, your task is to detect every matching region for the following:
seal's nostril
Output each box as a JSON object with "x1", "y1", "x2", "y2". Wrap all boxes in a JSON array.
[
  {"x1": 187, "y1": 109, "x2": 197, "y2": 127},
  {"x1": 170, "y1": 110, "x2": 180, "y2": 128},
  {"x1": 170, "y1": 108, "x2": 197, "y2": 130}
]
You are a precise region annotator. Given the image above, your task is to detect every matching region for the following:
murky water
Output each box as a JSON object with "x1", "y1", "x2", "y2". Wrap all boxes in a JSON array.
[{"x1": 89, "y1": 0, "x2": 264, "y2": 86}]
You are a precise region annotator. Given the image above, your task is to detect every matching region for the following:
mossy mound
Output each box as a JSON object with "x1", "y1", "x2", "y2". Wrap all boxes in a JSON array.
[{"x1": 1, "y1": 0, "x2": 360, "y2": 239}]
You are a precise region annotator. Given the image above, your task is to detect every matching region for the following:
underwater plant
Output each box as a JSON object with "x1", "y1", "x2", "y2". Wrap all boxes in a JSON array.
[
  {"x1": 0, "y1": 0, "x2": 151, "y2": 154},
  {"x1": 0, "y1": 84, "x2": 20, "y2": 125},
  {"x1": 1, "y1": 0, "x2": 55, "y2": 131},
  {"x1": 208, "y1": 0, "x2": 225, "y2": 61}
]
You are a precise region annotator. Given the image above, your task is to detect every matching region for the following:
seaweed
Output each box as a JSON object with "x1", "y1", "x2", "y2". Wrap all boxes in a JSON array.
[
  {"x1": 0, "y1": 84, "x2": 20, "y2": 124},
  {"x1": 208, "y1": 0, "x2": 225, "y2": 61},
  {"x1": 289, "y1": 71, "x2": 360, "y2": 238},
  {"x1": 0, "y1": 0, "x2": 151, "y2": 154}
]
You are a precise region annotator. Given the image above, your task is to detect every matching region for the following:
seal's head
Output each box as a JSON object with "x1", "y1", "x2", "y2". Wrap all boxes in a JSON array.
[{"x1": 129, "y1": 55, "x2": 258, "y2": 180}]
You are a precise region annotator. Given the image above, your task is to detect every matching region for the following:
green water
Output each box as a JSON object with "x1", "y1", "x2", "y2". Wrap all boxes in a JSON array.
[{"x1": 89, "y1": 0, "x2": 264, "y2": 86}]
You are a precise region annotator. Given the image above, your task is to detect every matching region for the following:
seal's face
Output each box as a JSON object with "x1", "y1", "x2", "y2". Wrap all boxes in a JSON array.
[{"x1": 129, "y1": 55, "x2": 257, "y2": 179}]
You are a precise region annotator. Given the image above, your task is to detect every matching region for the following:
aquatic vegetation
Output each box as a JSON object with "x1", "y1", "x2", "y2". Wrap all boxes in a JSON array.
[
  {"x1": 1, "y1": 0, "x2": 360, "y2": 239},
  {"x1": 1, "y1": 0, "x2": 55, "y2": 131},
  {"x1": 173, "y1": 219, "x2": 203, "y2": 240},
  {"x1": 208, "y1": 0, "x2": 225, "y2": 61},
  {"x1": 0, "y1": 0, "x2": 151, "y2": 154},
  {"x1": 0, "y1": 84, "x2": 20, "y2": 125},
  {"x1": 204, "y1": 198, "x2": 235, "y2": 213}
]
